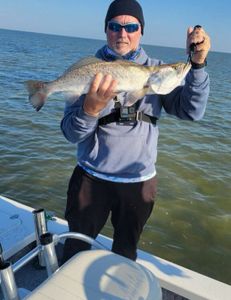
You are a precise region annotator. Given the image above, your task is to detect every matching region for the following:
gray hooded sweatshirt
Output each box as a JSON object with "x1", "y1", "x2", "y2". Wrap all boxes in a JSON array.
[{"x1": 61, "y1": 46, "x2": 209, "y2": 182}]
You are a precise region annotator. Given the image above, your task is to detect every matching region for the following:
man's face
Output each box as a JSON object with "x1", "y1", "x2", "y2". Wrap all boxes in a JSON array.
[{"x1": 106, "y1": 15, "x2": 142, "y2": 56}]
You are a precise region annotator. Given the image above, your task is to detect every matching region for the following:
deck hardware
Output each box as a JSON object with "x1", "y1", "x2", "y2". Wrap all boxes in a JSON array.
[
  {"x1": 0, "y1": 243, "x2": 20, "y2": 300},
  {"x1": 33, "y1": 208, "x2": 47, "y2": 267},
  {"x1": 40, "y1": 232, "x2": 59, "y2": 276}
]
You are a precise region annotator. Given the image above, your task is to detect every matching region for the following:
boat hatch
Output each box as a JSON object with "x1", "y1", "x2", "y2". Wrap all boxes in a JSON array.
[{"x1": 0, "y1": 205, "x2": 35, "y2": 260}]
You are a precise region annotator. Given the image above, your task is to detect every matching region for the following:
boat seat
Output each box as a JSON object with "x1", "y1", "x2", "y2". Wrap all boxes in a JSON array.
[{"x1": 25, "y1": 249, "x2": 162, "y2": 300}]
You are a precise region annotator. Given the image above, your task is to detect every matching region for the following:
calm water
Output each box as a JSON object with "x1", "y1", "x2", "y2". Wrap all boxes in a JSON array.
[{"x1": 0, "y1": 29, "x2": 230, "y2": 284}]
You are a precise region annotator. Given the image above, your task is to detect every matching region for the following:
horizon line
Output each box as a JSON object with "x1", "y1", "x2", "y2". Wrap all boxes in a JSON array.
[{"x1": 1, "y1": 27, "x2": 230, "y2": 55}]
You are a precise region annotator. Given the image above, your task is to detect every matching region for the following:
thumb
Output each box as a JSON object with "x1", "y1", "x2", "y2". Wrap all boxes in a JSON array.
[
  {"x1": 186, "y1": 27, "x2": 194, "y2": 54},
  {"x1": 187, "y1": 26, "x2": 194, "y2": 37}
]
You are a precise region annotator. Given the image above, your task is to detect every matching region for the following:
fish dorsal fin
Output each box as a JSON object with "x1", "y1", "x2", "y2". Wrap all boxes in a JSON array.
[
  {"x1": 112, "y1": 59, "x2": 140, "y2": 67},
  {"x1": 63, "y1": 57, "x2": 103, "y2": 74}
]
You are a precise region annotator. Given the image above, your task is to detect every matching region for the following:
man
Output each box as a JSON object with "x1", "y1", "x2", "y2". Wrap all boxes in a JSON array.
[{"x1": 61, "y1": 0, "x2": 210, "y2": 263}]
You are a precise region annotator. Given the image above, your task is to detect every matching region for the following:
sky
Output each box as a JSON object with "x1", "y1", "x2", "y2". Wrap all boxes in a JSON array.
[{"x1": 0, "y1": 0, "x2": 230, "y2": 53}]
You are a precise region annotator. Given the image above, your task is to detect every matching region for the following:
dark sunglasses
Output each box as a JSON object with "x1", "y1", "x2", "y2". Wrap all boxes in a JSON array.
[{"x1": 108, "y1": 21, "x2": 140, "y2": 33}]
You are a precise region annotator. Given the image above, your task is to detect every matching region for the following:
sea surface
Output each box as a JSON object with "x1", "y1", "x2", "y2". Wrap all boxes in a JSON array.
[{"x1": 0, "y1": 28, "x2": 230, "y2": 284}]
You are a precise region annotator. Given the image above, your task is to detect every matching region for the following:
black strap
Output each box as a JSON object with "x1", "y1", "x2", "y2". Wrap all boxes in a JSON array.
[
  {"x1": 190, "y1": 59, "x2": 207, "y2": 69},
  {"x1": 98, "y1": 110, "x2": 120, "y2": 125},
  {"x1": 98, "y1": 110, "x2": 158, "y2": 126},
  {"x1": 140, "y1": 113, "x2": 158, "y2": 124}
]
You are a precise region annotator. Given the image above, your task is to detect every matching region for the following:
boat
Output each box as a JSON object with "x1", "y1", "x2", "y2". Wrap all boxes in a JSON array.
[{"x1": 0, "y1": 194, "x2": 230, "y2": 300}]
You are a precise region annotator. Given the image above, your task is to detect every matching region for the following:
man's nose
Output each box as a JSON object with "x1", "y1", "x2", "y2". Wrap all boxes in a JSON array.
[{"x1": 118, "y1": 27, "x2": 127, "y2": 37}]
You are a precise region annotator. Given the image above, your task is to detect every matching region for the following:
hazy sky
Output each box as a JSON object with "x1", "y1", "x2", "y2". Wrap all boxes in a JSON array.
[{"x1": 0, "y1": 0, "x2": 230, "y2": 53}]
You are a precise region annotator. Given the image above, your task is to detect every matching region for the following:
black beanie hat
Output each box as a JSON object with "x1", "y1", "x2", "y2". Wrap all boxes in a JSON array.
[{"x1": 105, "y1": 0, "x2": 145, "y2": 35}]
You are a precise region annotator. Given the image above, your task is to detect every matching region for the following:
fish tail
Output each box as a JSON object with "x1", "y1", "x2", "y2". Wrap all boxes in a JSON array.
[{"x1": 25, "y1": 80, "x2": 48, "y2": 111}]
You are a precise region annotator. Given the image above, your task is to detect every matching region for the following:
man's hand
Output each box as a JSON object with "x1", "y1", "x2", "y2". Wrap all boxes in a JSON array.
[
  {"x1": 187, "y1": 26, "x2": 211, "y2": 64},
  {"x1": 83, "y1": 73, "x2": 117, "y2": 117}
]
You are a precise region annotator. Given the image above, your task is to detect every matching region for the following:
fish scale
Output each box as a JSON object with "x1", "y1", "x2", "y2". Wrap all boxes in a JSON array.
[{"x1": 25, "y1": 56, "x2": 191, "y2": 111}]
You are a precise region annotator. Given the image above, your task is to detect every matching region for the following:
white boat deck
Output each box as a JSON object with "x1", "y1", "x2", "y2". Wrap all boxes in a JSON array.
[{"x1": 0, "y1": 195, "x2": 230, "y2": 300}]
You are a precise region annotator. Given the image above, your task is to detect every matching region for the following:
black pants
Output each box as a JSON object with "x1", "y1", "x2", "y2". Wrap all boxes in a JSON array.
[{"x1": 62, "y1": 166, "x2": 157, "y2": 263}]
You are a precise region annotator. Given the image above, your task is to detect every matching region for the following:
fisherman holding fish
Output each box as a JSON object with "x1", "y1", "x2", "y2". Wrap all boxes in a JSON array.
[{"x1": 29, "y1": 0, "x2": 211, "y2": 263}]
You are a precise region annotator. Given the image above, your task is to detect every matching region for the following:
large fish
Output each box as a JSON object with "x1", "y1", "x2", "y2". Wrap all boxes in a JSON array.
[{"x1": 25, "y1": 57, "x2": 191, "y2": 111}]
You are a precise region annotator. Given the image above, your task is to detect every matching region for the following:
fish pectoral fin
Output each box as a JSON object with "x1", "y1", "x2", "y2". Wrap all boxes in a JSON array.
[
  {"x1": 124, "y1": 87, "x2": 150, "y2": 107},
  {"x1": 150, "y1": 82, "x2": 178, "y2": 95}
]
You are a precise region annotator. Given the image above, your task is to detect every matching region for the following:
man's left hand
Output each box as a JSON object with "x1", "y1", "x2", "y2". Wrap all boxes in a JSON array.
[{"x1": 187, "y1": 26, "x2": 211, "y2": 64}]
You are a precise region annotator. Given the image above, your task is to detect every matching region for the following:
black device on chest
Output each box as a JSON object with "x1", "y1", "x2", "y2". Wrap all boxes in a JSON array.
[{"x1": 98, "y1": 99, "x2": 158, "y2": 126}]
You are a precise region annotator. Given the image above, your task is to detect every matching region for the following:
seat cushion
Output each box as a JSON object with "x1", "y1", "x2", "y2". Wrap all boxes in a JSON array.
[{"x1": 25, "y1": 249, "x2": 162, "y2": 300}]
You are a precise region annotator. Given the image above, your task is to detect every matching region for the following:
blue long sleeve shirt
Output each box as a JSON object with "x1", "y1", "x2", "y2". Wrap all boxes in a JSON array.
[{"x1": 60, "y1": 46, "x2": 209, "y2": 182}]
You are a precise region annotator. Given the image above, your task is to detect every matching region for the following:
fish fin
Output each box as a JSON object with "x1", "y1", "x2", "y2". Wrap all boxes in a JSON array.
[
  {"x1": 63, "y1": 57, "x2": 103, "y2": 75},
  {"x1": 65, "y1": 92, "x2": 82, "y2": 104},
  {"x1": 149, "y1": 77, "x2": 179, "y2": 95},
  {"x1": 25, "y1": 80, "x2": 48, "y2": 111},
  {"x1": 124, "y1": 86, "x2": 150, "y2": 107}
]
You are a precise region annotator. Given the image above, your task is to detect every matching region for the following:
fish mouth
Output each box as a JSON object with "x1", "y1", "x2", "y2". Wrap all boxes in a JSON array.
[
  {"x1": 172, "y1": 62, "x2": 191, "y2": 73},
  {"x1": 181, "y1": 61, "x2": 192, "y2": 75},
  {"x1": 185, "y1": 61, "x2": 192, "y2": 69},
  {"x1": 173, "y1": 62, "x2": 191, "y2": 78}
]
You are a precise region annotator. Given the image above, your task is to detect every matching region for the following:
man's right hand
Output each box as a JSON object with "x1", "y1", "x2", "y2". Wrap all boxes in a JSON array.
[{"x1": 83, "y1": 73, "x2": 117, "y2": 117}]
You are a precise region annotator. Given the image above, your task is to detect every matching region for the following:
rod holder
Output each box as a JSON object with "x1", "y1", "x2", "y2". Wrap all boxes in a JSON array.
[
  {"x1": 33, "y1": 208, "x2": 48, "y2": 267},
  {"x1": 40, "y1": 232, "x2": 59, "y2": 277},
  {"x1": 0, "y1": 244, "x2": 20, "y2": 300}
]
